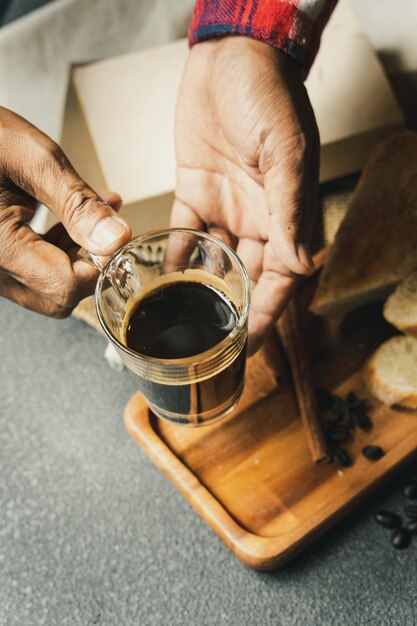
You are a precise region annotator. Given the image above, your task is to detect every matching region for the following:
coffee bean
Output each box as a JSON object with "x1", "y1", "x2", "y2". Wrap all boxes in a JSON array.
[
  {"x1": 329, "y1": 411, "x2": 344, "y2": 423},
  {"x1": 316, "y1": 388, "x2": 335, "y2": 410},
  {"x1": 404, "y1": 481, "x2": 417, "y2": 499},
  {"x1": 345, "y1": 411, "x2": 357, "y2": 429},
  {"x1": 362, "y1": 445, "x2": 385, "y2": 461},
  {"x1": 406, "y1": 520, "x2": 417, "y2": 534},
  {"x1": 326, "y1": 425, "x2": 350, "y2": 443},
  {"x1": 373, "y1": 510, "x2": 402, "y2": 529},
  {"x1": 346, "y1": 391, "x2": 358, "y2": 405},
  {"x1": 404, "y1": 505, "x2": 417, "y2": 519},
  {"x1": 391, "y1": 528, "x2": 411, "y2": 549},
  {"x1": 346, "y1": 392, "x2": 370, "y2": 413},
  {"x1": 350, "y1": 408, "x2": 373, "y2": 432},
  {"x1": 331, "y1": 446, "x2": 352, "y2": 467},
  {"x1": 328, "y1": 396, "x2": 347, "y2": 422}
]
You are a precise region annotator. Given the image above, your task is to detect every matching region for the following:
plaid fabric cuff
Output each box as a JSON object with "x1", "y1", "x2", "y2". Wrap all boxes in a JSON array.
[{"x1": 189, "y1": 0, "x2": 338, "y2": 76}]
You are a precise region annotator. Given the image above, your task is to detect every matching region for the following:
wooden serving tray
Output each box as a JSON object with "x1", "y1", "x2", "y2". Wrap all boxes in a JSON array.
[{"x1": 124, "y1": 269, "x2": 417, "y2": 570}]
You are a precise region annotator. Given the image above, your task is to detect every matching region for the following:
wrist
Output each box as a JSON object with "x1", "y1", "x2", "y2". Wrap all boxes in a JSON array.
[{"x1": 194, "y1": 37, "x2": 304, "y2": 87}]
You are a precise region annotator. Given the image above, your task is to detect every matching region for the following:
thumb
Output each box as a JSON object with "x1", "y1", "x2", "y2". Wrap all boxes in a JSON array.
[
  {"x1": 47, "y1": 173, "x2": 132, "y2": 256},
  {"x1": 4, "y1": 111, "x2": 131, "y2": 254},
  {"x1": 101, "y1": 191, "x2": 123, "y2": 213}
]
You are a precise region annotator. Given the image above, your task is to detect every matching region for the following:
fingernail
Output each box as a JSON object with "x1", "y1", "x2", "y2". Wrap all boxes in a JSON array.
[
  {"x1": 89, "y1": 216, "x2": 129, "y2": 250},
  {"x1": 297, "y1": 243, "x2": 314, "y2": 271}
]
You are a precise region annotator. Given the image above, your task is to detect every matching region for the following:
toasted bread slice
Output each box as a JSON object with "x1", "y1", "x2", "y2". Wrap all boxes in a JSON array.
[
  {"x1": 384, "y1": 271, "x2": 417, "y2": 337},
  {"x1": 365, "y1": 335, "x2": 417, "y2": 409},
  {"x1": 311, "y1": 132, "x2": 417, "y2": 316}
]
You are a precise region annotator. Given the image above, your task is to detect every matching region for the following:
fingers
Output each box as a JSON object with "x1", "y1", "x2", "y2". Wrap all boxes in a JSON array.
[
  {"x1": 262, "y1": 147, "x2": 314, "y2": 275},
  {"x1": 235, "y1": 238, "x2": 263, "y2": 288},
  {"x1": 0, "y1": 271, "x2": 73, "y2": 318},
  {"x1": 0, "y1": 108, "x2": 131, "y2": 255},
  {"x1": 44, "y1": 222, "x2": 99, "y2": 296},
  {"x1": 101, "y1": 191, "x2": 123, "y2": 212},
  {"x1": 167, "y1": 197, "x2": 240, "y2": 296},
  {"x1": 168, "y1": 198, "x2": 297, "y2": 355},
  {"x1": 307, "y1": 135, "x2": 320, "y2": 238},
  {"x1": 247, "y1": 242, "x2": 299, "y2": 355},
  {"x1": 0, "y1": 204, "x2": 95, "y2": 310},
  {"x1": 43, "y1": 191, "x2": 124, "y2": 299},
  {"x1": 43, "y1": 221, "x2": 77, "y2": 252},
  {"x1": 169, "y1": 197, "x2": 204, "y2": 231},
  {"x1": 246, "y1": 67, "x2": 320, "y2": 352},
  {"x1": 164, "y1": 198, "x2": 204, "y2": 272},
  {"x1": 207, "y1": 226, "x2": 237, "y2": 250},
  {"x1": 260, "y1": 91, "x2": 319, "y2": 277},
  {"x1": 0, "y1": 188, "x2": 124, "y2": 317},
  {"x1": 44, "y1": 191, "x2": 123, "y2": 255},
  {"x1": 236, "y1": 238, "x2": 288, "y2": 355},
  {"x1": 236, "y1": 236, "x2": 300, "y2": 355}
]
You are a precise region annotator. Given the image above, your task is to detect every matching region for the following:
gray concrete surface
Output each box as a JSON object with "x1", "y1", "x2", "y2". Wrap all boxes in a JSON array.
[{"x1": 1, "y1": 300, "x2": 417, "y2": 626}]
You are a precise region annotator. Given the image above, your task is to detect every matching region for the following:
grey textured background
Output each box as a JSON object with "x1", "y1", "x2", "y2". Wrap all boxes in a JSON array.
[
  {"x1": 2, "y1": 300, "x2": 417, "y2": 626},
  {"x1": 1, "y1": 2, "x2": 417, "y2": 626}
]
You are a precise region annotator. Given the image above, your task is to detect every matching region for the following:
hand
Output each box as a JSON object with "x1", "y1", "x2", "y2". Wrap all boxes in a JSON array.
[
  {"x1": 173, "y1": 38, "x2": 319, "y2": 354},
  {"x1": 0, "y1": 107, "x2": 131, "y2": 317}
]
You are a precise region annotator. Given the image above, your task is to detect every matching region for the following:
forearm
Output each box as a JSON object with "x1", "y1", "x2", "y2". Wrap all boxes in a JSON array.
[{"x1": 189, "y1": 0, "x2": 337, "y2": 77}]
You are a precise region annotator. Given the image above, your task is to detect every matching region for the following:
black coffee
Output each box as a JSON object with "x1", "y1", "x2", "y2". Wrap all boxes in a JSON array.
[
  {"x1": 122, "y1": 281, "x2": 246, "y2": 423},
  {"x1": 125, "y1": 282, "x2": 237, "y2": 359}
]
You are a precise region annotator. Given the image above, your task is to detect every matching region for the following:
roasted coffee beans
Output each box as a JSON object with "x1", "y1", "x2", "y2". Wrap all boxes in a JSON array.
[
  {"x1": 404, "y1": 481, "x2": 417, "y2": 500},
  {"x1": 391, "y1": 528, "x2": 411, "y2": 549},
  {"x1": 326, "y1": 425, "x2": 350, "y2": 443},
  {"x1": 362, "y1": 445, "x2": 385, "y2": 461},
  {"x1": 331, "y1": 446, "x2": 352, "y2": 467},
  {"x1": 404, "y1": 505, "x2": 417, "y2": 519},
  {"x1": 373, "y1": 510, "x2": 402, "y2": 529},
  {"x1": 406, "y1": 520, "x2": 417, "y2": 534}
]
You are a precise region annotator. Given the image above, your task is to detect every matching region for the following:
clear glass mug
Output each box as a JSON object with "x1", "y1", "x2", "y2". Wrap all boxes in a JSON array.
[{"x1": 88, "y1": 228, "x2": 250, "y2": 426}]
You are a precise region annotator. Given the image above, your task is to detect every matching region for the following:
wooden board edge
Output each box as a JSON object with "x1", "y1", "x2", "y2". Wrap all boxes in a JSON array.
[{"x1": 124, "y1": 395, "x2": 417, "y2": 570}]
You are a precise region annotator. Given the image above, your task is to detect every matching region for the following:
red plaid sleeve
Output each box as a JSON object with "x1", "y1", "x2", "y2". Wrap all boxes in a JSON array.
[{"x1": 189, "y1": 0, "x2": 338, "y2": 76}]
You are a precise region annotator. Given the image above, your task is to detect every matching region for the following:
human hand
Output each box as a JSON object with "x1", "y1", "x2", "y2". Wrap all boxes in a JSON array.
[
  {"x1": 0, "y1": 107, "x2": 131, "y2": 317},
  {"x1": 173, "y1": 38, "x2": 319, "y2": 354}
]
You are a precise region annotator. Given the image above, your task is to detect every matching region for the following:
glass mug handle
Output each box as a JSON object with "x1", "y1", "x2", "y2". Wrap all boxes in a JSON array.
[
  {"x1": 76, "y1": 247, "x2": 126, "y2": 372},
  {"x1": 76, "y1": 247, "x2": 107, "y2": 271},
  {"x1": 77, "y1": 246, "x2": 139, "y2": 302}
]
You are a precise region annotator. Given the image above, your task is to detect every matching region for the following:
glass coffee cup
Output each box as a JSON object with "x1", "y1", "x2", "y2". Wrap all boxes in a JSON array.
[{"x1": 88, "y1": 228, "x2": 250, "y2": 426}]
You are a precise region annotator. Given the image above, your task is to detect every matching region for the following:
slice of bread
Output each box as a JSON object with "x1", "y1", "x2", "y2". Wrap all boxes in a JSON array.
[
  {"x1": 365, "y1": 335, "x2": 417, "y2": 409},
  {"x1": 311, "y1": 132, "x2": 417, "y2": 316},
  {"x1": 384, "y1": 271, "x2": 417, "y2": 337}
]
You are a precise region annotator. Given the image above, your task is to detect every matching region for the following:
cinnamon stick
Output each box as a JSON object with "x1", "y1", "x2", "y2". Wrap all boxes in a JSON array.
[{"x1": 279, "y1": 299, "x2": 330, "y2": 464}]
